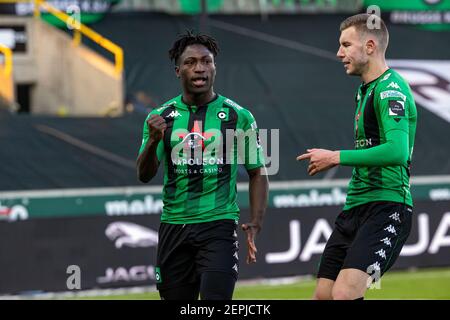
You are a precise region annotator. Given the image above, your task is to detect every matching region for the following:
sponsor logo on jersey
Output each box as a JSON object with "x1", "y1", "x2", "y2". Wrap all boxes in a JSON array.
[
  {"x1": 173, "y1": 157, "x2": 224, "y2": 166},
  {"x1": 380, "y1": 90, "x2": 406, "y2": 101},
  {"x1": 355, "y1": 138, "x2": 373, "y2": 148},
  {"x1": 389, "y1": 100, "x2": 405, "y2": 117}
]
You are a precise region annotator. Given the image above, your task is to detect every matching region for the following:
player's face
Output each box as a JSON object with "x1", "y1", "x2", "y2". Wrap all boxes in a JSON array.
[
  {"x1": 337, "y1": 26, "x2": 368, "y2": 76},
  {"x1": 176, "y1": 44, "x2": 216, "y2": 95}
]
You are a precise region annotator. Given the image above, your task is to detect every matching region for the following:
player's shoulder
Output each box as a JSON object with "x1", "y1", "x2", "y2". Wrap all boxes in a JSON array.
[
  {"x1": 146, "y1": 96, "x2": 179, "y2": 119},
  {"x1": 222, "y1": 96, "x2": 255, "y2": 120},
  {"x1": 377, "y1": 69, "x2": 411, "y2": 92},
  {"x1": 376, "y1": 69, "x2": 412, "y2": 101},
  {"x1": 222, "y1": 96, "x2": 245, "y2": 112}
]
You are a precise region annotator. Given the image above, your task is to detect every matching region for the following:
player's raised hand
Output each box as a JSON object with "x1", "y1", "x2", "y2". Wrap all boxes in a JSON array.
[{"x1": 146, "y1": 114, "x2": 167, "y2": 142}]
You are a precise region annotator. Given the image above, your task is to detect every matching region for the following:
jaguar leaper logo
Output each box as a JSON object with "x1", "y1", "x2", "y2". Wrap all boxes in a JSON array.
[{"x1": 105, "y1": 222, "x2": 158, "y2": 249}]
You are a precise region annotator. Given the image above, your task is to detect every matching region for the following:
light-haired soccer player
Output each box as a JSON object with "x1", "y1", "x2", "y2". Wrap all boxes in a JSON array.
[{"x1": 297, "y1": 14, "x2": 417, "y2": 300}]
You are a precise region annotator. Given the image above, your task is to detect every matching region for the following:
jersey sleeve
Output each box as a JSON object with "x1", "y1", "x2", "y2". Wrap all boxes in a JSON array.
[
  {"x1": 340, "y1": 129, "x2": 408, "y2": 166},
  {"x1": 340, "y1": 79, "x2": 411, "y2": 167},
  {"x1": 377, "y1": 81, "x2": 410, "y2": 133},
  {"x1": 138, "y1": 110, "x2": 165, "y2": 162},
  {"x1": 240, "y1": 109, "x2": 265, "y2": 171}
]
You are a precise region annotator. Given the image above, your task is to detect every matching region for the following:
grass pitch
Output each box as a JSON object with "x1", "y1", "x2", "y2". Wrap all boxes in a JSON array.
[{"x1": 75, "y1": 267, "x2": 450, "y2": 300}]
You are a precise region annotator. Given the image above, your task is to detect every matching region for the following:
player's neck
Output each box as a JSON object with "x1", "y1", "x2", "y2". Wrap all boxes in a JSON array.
[
  {"x1": 182, "y1": 90, "x2": 216, "y2": 107},
  {"x1": 361, "y1": 59, "x2": 389, "y2": 84}
]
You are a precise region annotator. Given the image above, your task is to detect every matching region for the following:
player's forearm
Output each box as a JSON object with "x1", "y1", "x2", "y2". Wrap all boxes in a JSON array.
[
  {"x1": 136, "y1": 139, "x2": 160, "y2": 183},
  {"x1": 248, "y1": 168, "x2": 269, "y2": 232},
  {"x1": 340, "y1": 130, "x2": 409, "y2": 167}
]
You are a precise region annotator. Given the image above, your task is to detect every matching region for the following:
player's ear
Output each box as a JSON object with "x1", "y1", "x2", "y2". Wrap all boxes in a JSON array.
[
  {"x1": 175, "y1": 65, "x2": 180, "y2": 78},
  {"x1": 366, "y1": 38, "x2": 376, "y2": 55}
]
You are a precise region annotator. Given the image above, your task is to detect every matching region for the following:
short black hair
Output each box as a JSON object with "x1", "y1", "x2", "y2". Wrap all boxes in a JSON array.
[{"x1": 168, "y1": 30, "x2": 219, "y2": 65}]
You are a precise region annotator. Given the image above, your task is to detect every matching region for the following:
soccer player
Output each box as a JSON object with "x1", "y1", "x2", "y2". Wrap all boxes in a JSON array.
[
  {"x1": 136, "y1": 31, "x2": 268, "y2": 300},
  {"x1": 297, "y1": 14, "x2": 417, "y2": 300}
]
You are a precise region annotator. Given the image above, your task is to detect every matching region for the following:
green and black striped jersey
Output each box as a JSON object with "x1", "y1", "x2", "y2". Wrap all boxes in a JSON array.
[
  {"x1": 139, "y1": 94, "x2": 265, "y2": 224},
  {"x1": 343, "y1": 69, "x2": 417, "y2": 210}
]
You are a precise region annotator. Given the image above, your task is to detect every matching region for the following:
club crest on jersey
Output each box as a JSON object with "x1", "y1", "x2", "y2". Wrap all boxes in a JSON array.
[{"x1": 217, "y1": 109, "x2": 229, "y2": 121}]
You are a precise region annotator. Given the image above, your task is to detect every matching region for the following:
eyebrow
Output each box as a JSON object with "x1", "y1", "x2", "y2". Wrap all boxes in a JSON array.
[{"x1": 184, "y1": 55, "x2": 212, "y2": 60}]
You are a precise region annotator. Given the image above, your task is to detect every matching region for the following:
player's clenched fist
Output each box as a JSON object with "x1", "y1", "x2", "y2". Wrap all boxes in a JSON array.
[{"x1": 146, "y1": 114, "x2": 167, "y2": 141}]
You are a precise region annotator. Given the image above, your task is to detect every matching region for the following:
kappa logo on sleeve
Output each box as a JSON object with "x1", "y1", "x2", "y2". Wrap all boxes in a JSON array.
[
  {"x1": 387, "y1": 82, "x2": 401, "y2": 90},
  {"x1": 389, "y1": 100, "x2": 405, "y2": 118},
  {"x1": 166, "y1": 110, "x2": 182, "y2": 118}
]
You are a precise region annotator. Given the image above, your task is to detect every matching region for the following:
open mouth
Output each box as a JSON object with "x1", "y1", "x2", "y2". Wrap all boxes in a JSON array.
[
  {"x1": 192, "y1": 77, "x2": 207, "y2": 87},
  {"x1": 343, "y1": 61, "x2": 351, "y2": 68}
]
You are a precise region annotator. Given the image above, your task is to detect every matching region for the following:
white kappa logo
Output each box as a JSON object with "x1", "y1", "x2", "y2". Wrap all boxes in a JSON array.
[
  {"x1": 166, "y1": 110, "x2": 181, "y2": 118},
  {"x1": 387, "y1": 82, "x2": 401, "y2": 90}
]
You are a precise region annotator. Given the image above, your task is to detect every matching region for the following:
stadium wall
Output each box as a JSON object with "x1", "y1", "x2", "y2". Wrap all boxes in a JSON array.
[{"x1": 0, "y1": 184, "x2": 449, "y2": 294}]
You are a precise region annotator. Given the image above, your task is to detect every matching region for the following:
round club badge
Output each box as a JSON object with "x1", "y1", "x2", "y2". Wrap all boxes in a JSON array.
[{"x1": 217, "y1": 111, "x2": 227, "y2": 120}]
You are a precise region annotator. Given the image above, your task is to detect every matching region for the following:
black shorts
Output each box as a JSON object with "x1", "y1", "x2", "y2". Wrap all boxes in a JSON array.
[
  {"x1": 317, "y1": 201, "x2": 412, "y2": 281},
  {"x1": 155, "y1": 219, "x2": 239, "y2": 291}
]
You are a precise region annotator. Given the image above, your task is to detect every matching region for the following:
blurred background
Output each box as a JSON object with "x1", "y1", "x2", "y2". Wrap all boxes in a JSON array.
[{"x1": 0, "y1": 0, "x2": 449, "y2": 298}]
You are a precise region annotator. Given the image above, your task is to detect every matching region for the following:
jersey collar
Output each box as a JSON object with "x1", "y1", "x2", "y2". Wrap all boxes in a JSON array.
[
  {"x1": 177, "y1": 94, "x2": 223, "y2": 111},
  {"x1": 359, "y1": 68, "x2": 392, "y2": 95},
  {"x1": 361, "y1": 68, "x2": 392, "y2": 89}
]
